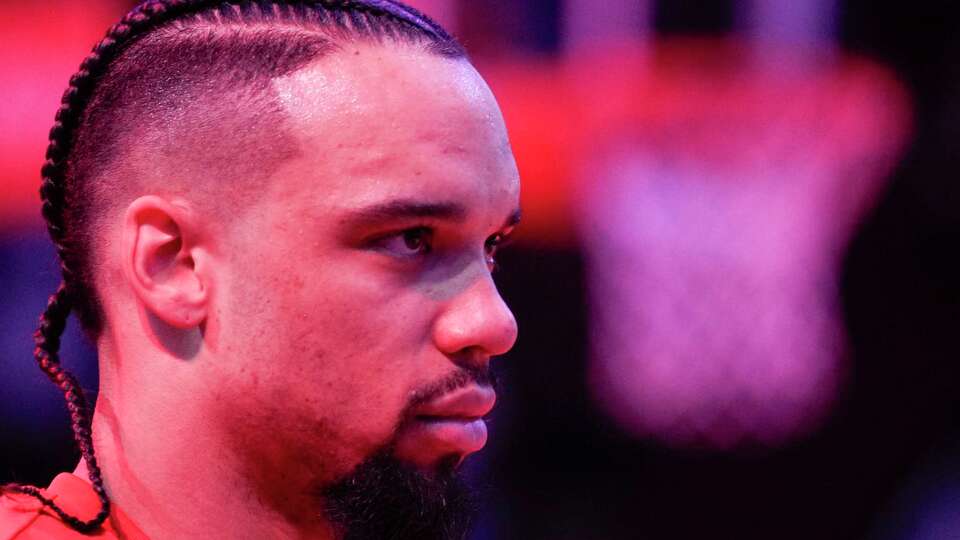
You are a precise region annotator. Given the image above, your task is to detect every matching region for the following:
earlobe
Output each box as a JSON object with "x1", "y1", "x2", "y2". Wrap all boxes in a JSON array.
[{"x1": 122, "y1": 195, "x2": 209, "y2": 330}]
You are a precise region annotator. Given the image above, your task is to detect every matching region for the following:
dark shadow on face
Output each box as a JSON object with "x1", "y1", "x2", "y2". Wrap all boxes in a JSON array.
[{"x1": 146, "y1": 311, "x2": 202, "y2": 361}]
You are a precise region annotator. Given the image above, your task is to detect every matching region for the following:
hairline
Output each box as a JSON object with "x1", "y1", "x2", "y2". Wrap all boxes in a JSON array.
[{"x1": 85, "y1": 27, "x2": 471, "y2": 338}]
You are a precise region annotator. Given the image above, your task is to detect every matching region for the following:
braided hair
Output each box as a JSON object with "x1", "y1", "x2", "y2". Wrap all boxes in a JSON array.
[{"x1": 3, "y1": 1, "x2": 464, "y2": 533}]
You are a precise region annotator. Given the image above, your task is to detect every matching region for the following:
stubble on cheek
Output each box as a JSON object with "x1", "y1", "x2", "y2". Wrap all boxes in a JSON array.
[
  {"x1": 219, "y1": 248, "x2": 434, "y2": 508},
  {"x1": 219, "y1": 329, "x2": 404, "y2": 507},
  {"x1": 215, "y1": 379, "x2": 358, "y2": 528}
]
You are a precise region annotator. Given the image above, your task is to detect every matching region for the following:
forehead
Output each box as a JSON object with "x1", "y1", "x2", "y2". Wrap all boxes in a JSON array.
[{"x1": 266, "y1": 44, "x2": 519, "y2": 213}]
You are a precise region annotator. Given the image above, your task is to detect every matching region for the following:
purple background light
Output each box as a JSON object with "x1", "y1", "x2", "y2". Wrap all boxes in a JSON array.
[{"x1": 3, "y1": 2, "x2": 959, "y2": 539}]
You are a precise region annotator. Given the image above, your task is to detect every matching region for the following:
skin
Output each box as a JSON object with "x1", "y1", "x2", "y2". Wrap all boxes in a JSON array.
[{"x1": 88, "y1": 43, "x2": 520, "y2": 539}]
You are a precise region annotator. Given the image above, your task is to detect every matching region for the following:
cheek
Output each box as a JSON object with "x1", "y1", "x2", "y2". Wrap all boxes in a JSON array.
[
  {"x1": 213, "y1": 250, "x2": 440, "y2": 480},
  {"x1": 272, "y1": 267, "x2": 431, "y2": 416}
]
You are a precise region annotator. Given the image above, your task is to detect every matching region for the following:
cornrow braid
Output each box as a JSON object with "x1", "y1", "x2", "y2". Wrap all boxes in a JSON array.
[
  {"x1": 5, "y1": 0, "x2": 463, "y2": 533},
  {"x1": 4, "y1": 283, "x2": 109, "y2": 533}
]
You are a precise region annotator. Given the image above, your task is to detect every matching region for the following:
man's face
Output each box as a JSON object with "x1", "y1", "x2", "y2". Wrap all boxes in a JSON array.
[{"x1": 203, "y1": 44, "x2": 520, "y2": 516}]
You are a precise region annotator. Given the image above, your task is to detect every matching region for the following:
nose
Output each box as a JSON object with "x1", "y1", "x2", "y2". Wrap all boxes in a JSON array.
[{"x1": 432, "y1": 272, "x2": 518, "y2": 358}]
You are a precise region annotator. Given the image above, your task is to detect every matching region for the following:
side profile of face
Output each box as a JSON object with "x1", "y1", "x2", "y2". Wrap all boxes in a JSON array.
[{"x1": 187, "y1": 43, "x2": 520, "y2": 529}]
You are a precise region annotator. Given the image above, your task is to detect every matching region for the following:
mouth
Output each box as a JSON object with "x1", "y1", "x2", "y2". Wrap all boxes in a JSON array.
[
  {"x1": 412, "y1": 384, "x2": 497, "y2": 420},
  {"x1": 394, "y1": 385, "x2": 497, "y2": 469}
]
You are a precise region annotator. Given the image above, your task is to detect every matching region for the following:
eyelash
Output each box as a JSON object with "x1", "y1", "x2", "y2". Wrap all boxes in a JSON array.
[
  {"x1": 484, "y1": 233, "x2": 510, "y2": 271},
  {"x1": 377, "y1": 227, "x2": 511, "y2": 271}
]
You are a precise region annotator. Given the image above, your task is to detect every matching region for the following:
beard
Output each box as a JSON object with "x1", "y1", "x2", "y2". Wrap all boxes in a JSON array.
[
  {"x1": 321, "y1": 447, "x2": 475, "y2": 540},
  {"x1": 320, "y1": 364, "x2": 497, "y2": 539}
]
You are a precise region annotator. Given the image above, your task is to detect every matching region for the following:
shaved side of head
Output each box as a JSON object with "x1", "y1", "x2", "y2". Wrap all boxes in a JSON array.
[
  {"x1": 72, "y1": 26, "x2": 329, "y2": 232},
  {"x1": 62, "y1": 5, "x2": 466, "y2": 334}
]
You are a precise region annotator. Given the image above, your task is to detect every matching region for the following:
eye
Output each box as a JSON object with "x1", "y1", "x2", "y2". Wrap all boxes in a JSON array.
[
  {"x1": 484, "y1": 232, "x2": 512, "y2": 271},
  {"x1": 377, "y1": 227, "x2": 433, "y2": 258}
]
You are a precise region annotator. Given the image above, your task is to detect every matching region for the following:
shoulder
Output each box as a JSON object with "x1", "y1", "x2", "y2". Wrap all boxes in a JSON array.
[
  {"x1": 0, "y1": 483, "x2": 124, "y2": 540},
  {"x1": 0, "y1": 486, "x2": 79, "y2": 539},
  {"x1": 1, "y1": 477, "x2": 146, "y2": 540},
  {"x1": 0, "y1": 487, "x2": 44, "y2": 539}
]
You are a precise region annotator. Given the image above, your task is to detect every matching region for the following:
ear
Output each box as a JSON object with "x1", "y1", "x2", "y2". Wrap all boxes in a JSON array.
[{"x1": 121, "y1": 195, "x2": 209, "y2": 329}]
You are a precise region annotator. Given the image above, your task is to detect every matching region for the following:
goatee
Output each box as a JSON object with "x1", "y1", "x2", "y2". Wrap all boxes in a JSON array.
[{"x1": 321, "y1": 449, "x2": 475, "y2": 540}]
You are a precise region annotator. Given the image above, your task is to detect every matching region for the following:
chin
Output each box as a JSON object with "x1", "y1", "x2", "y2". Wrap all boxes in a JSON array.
[{"x1": 320, "y1": 447, "x2": 476, "y2": 540}]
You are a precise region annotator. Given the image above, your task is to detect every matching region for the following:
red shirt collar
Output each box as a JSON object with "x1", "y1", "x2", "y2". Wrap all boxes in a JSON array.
[{"x1": 47, "y1": 473, "x2": 149, "y2": 540}]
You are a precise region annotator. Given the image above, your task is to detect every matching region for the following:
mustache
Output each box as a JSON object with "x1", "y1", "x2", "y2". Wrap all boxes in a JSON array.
[{"x1": 406, "y1": 364, "x2": 499, "y2": 412}]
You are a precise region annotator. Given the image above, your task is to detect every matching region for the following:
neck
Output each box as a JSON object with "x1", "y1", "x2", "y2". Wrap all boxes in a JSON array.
[{"x1": 90, "y1": 349, "x2": 336, "y2": 539}]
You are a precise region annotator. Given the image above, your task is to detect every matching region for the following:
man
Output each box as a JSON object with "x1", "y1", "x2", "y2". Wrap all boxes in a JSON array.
[{"x1": 0, "y1": 1, "x2": 520, "y2": 539}]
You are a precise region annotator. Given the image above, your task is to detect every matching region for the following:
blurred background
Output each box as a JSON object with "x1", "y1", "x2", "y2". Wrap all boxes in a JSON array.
[{"x1": 1, "y1": 1, "x2": 958, "y2": 539}]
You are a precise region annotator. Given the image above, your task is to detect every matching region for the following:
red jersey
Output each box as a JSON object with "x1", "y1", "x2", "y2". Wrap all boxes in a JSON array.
[{"x1": 0, "y1": 474, "x2": 146, "y2": 539}]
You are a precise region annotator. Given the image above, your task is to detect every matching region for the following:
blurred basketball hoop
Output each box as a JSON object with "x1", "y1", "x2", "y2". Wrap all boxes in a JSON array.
[{"x1": 571, "y1": 38, "x2": 911, "y2": 448}]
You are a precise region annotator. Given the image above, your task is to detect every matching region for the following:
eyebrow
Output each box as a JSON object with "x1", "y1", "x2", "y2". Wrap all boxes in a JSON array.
[
  {"x1": 341, "y1": 199, "x2": 522, "y2": 229},
  {"x1": 340, "y1": 200, "x2": 468, "y2": 227}
]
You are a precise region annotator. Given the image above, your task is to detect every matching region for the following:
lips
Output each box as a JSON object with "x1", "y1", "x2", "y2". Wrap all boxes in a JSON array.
[
  {"x1": 394, "y1": 385, "x2": 497, "y2": 469},
  {"x1": 413, "y1": 384, "x2": 497, "y2": 421}
]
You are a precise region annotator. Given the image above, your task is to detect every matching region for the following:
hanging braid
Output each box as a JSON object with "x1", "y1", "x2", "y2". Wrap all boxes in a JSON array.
[
  {"x1": 4, "y1": 283, "x2": 111, "y2": 533},
  {"x1": 4, "y1": 0, "x2": 464, "y2": 533}
]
